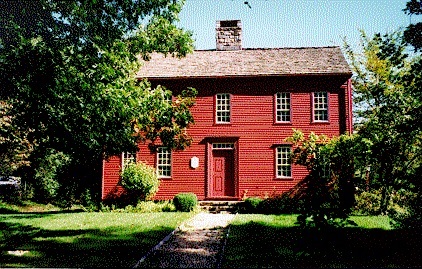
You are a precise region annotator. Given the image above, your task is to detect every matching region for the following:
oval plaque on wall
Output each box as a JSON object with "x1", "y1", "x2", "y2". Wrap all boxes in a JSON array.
[{"x1": 190, "y1": 156, "x2": 199, "y2": 169}]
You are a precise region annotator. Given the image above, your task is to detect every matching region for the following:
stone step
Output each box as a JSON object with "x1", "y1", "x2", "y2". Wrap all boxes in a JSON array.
[
  {"x1": 199, "y1": 201, "x2": 244, "y2": 214},
  {"x1": 199, "y1": 201, "x2": 241, "y2": 206}
]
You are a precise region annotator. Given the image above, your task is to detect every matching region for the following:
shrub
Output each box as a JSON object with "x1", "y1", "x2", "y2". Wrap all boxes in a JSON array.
[
  {"x1": 120, "y1": 162, "x2": 160, "y2": 203},
  {"x1": 173, "y1": 193, "x2": 197, "y2": 212},
  {"x1": 160, "y1": 200, "x2": 176, "y2": 212},
  {"x1": 33, "y1": 150, "x2": 71, "y2": 203},
  {"x1": 354, "y1": 190, "x2": 382, "y2": 215},
  {"x1": 133, "y1": 201, "x2": 175, "y2": 213},
  {"x1": 242, "y1": 197, "x2": 263, "y2": 213},
  {"x1": 259, "y1": 194, "x2": 304, "y2": 214},
  {"x1": 79, "y1": 189, "x2": 98, "y2": 212},
  {"x1": 0, "y1": 200, "x2": 20, "y2": 213},
  {"x1": 98, "y1": 200, "x2": 176, "y2": 213}
]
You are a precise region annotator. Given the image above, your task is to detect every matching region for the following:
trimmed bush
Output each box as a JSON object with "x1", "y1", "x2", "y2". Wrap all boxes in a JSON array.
[
  {"x1": 240, "y1": 195, "x2": 304, "y2": 214},
  {"x1": 260, "y1": 194, "x2": 304, "y2": 214},
  {"x1": 120, "y1": 162, "x2": 160, "y2": 203},
  {"x1": 242, "y1": 197, "x2": 263, "y2": 213},
  {"x1": 173, "y1": 193, "x2": 197, "y2": 212}
]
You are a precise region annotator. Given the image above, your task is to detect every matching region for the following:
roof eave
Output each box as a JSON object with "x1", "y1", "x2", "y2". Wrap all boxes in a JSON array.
[{"x1": 136, "y1": 72, "x2": 352, "y2": 80}]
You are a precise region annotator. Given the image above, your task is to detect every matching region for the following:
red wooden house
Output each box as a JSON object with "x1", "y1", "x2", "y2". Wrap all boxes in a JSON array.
[{"x1": 102, "y1": 20, "x2": 352, "y2": 201}]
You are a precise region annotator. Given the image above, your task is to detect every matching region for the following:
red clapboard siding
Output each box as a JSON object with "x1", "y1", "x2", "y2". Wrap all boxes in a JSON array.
[
  {"x1": 102, "y1": 156, "x2": 123, "y2": 200},
  {"x1": 102, "y1": 75, "x2": 352, "y2": 201}
]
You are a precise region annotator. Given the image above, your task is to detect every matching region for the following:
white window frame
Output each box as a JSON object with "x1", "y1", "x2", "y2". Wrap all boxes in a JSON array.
[
  {"x1": 275, "y1": 92, "x2": 291, "y2": 123},
  {"x1": 163, "y1": 91, "x2": 172, "y2": 103},
  {"x1": 215, "y1": 93, "x2": 231, "y2": 124},
  {"x1": 157, "y1": 147, "x2": 172, "y2": 178},
  {"x1": 321, "y1": 162, "x2": 330, "y2": 179},
  {"x1": 276, "y1": 146, "x2": 292, "y2": 178},
  {"x1": 212, "y1": 143, "x2": 235, "y2": 150},
  {"x1": 317, "y1": 151, "x2": 331, "y2": 179},
  {"x1": 313, "y1": 92, "x2": 329, "y2": 122},
  {"x1": 122, "y1": 152, "x2": 136, "y2": 169}
]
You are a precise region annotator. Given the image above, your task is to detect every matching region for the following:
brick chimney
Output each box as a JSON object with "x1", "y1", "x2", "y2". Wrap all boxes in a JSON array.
[{"x1": 216, "y1": 20, "x2": 242, "y2": 51}]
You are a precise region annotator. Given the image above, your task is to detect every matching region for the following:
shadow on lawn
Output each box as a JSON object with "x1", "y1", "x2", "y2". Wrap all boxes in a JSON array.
[
  {"x1": 222, "y1": 220, "x2": 422, "y2": 268},
  {"x1": 0, "y1": 209, "x2": 85, "y2": 217},
  {"x1": 0, "y1": 215, "x2": 176, "y2": 268}
]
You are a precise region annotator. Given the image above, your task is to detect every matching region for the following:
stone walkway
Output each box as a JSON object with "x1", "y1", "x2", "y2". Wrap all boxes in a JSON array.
[{"x1": 133, "y1": 212, "x2": 235, "y2": 268}]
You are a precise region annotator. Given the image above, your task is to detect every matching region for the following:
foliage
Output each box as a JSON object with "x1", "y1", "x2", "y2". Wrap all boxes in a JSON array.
[
  {"x1": 353, "y1": 190, "x2": 382, "y2": 216},
  {"x1": 239, "y1": 194, "x2": 305, "y2": 214},
  {"x1": 241, "y1": 197, "x2": 263, "y2": 213},
  {"x1": 0, "y1": 102, "x2": 33, "y2": 175},
  {"x1": 120, "y1": 162, "x2": 160, "y2": 203},
  {"x1": 353, "y1": 188, "x2": 417, "y2": 218},
  {"x1": 0, "y1": 1, "x2": 195, "y2": 202},
  {"x1": 259, "y1": 193, "x2": 305, "y2": 215},
  {"x1": 403, "y1": 0, "x2": 422, "y2": 51},
  {"x1": 0, "y1": 200, "x2": 62, "y2": 213},
  {"x1": 286, "y1": 129, "x2": 357, "y2": 227},
  {"x1": 30, "y1": 149, "x2": 71, "y2": 203},
  {"x1": 173, "y1": 192, "x2": 197, "y2": 212},
  {"x1": 0, "y1": 200, "x2": 20, "y2": 213},
  {"x1": 129, "y1": 201, "x2": 175, "y2": 213},
  {"x1": 97, "y1": 200, "x2": 175, "y2": 213},
  {"x1": 344, "y1": 28, "x2": 422, "y2": 226}
]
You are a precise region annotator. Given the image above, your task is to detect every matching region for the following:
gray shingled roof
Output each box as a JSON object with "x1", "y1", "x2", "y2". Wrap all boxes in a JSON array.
[{"x1": 136, "y1": 46, "x2": 351, "y2": 79}]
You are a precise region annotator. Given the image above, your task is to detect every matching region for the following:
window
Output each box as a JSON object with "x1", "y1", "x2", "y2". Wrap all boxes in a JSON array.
[
  {"x1": 212, "y1": 143, "x2": 235, "y2": 150},
  {"x1": 320, "y1": 162, "x2": 330, "y2": 179},
  {"x1": 275, "y1": 92, "x2": 291, "y2": 122},
  {"x1": 157, "y1": 147, "x2": 171, "y2": 178},
  {"x1": 122, "y1": 152, "x2": 136, "y2": 169},
  {"x1": 313, "y1": 92, "x2": 328, "y2": 122},
  {"x1": 276, "y1": 146, "x2": 292, "y2": 178},
  {"x1": 216, "y1": 93, "x2": 231, "y2": 123},
  {"x1": 317, "y1": 152, "x2": 330, "y2": 179},
  {"x1": 163, "y1": 91, "x2": 172, "y2": 103}
]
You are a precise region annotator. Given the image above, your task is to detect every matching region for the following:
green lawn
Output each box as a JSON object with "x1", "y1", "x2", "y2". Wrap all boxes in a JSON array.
[
  {"x1": 0, "y1": 211, "x2": 195, "y2": 268},
  {"x1": 222, "y1": 214, "x2": 421, "y2": 268}
]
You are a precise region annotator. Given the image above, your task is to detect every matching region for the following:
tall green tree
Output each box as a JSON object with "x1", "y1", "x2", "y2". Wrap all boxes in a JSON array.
[
  {"x1": 0, "y1": 0, "x2": 196, "y2": 203},
  {"x1": 403, "y1": 0, "x2": 422, "y2": 51},
  {"x1": 344, "y1": 30, "x2": 421, "y2": 219},
  {"x1": 0, "y1": 101, "x2": 33, "y2": 175}
]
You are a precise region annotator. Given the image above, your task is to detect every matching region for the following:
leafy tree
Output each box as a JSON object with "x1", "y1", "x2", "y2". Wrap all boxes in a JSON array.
[
  {"x1": 0, "y1": 102, "x2": 33, "y2": 175},
  {"x1": 286, "y1": 130, "x2": 357, "y2": 227},
  {"x1": 343, "y1": 30, "x2": 421, "y2": 221},
  {"x1": 403, "y1": 0, "x2": 422, "y2": 51},
  {"x1": 0, "y1": 0, "x2": 196, "y2": 204}
]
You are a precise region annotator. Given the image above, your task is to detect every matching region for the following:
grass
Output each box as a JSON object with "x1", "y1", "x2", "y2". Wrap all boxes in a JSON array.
[
  {"x1": 2, "y1": 200, "x2": 419, "y2": 268},
  {"x1": 222, "y1": 214, "x2": 421, "y2": 268},
  {"x1": 0, "y1": 211, "x2": 195, "y2": 268},
  {"x1": 0, "y1": 200, "x2": 63, "y2": 213}
]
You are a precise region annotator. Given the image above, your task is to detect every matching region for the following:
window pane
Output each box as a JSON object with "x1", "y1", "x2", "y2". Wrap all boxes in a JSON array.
[
  {"x1": 212, "y1": 143, "x2": 234, "y2": 150},
  {"x1": 122, "y1": 152, "x2": 136, "y2": 168},
  {"x1": 216, "y1": 93, "x2": 230, "y2": 123},
  {"x1": 276, "y1": 92, "x2": 290, "y2": 122},
  {"x1": 157, "y1": 147, "x2": 171, "y2": 178},
  {"x1": 276, "y1": 146, "x2": 292, "y2": 178},
  {"x1": 313, "y1": 92, "x2": 328, "y2": 121}
]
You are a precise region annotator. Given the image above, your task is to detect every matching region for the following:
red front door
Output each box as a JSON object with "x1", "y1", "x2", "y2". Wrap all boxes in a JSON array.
[{"x1": 211, "y1": 150, "x2": 235, "y2": 197}]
